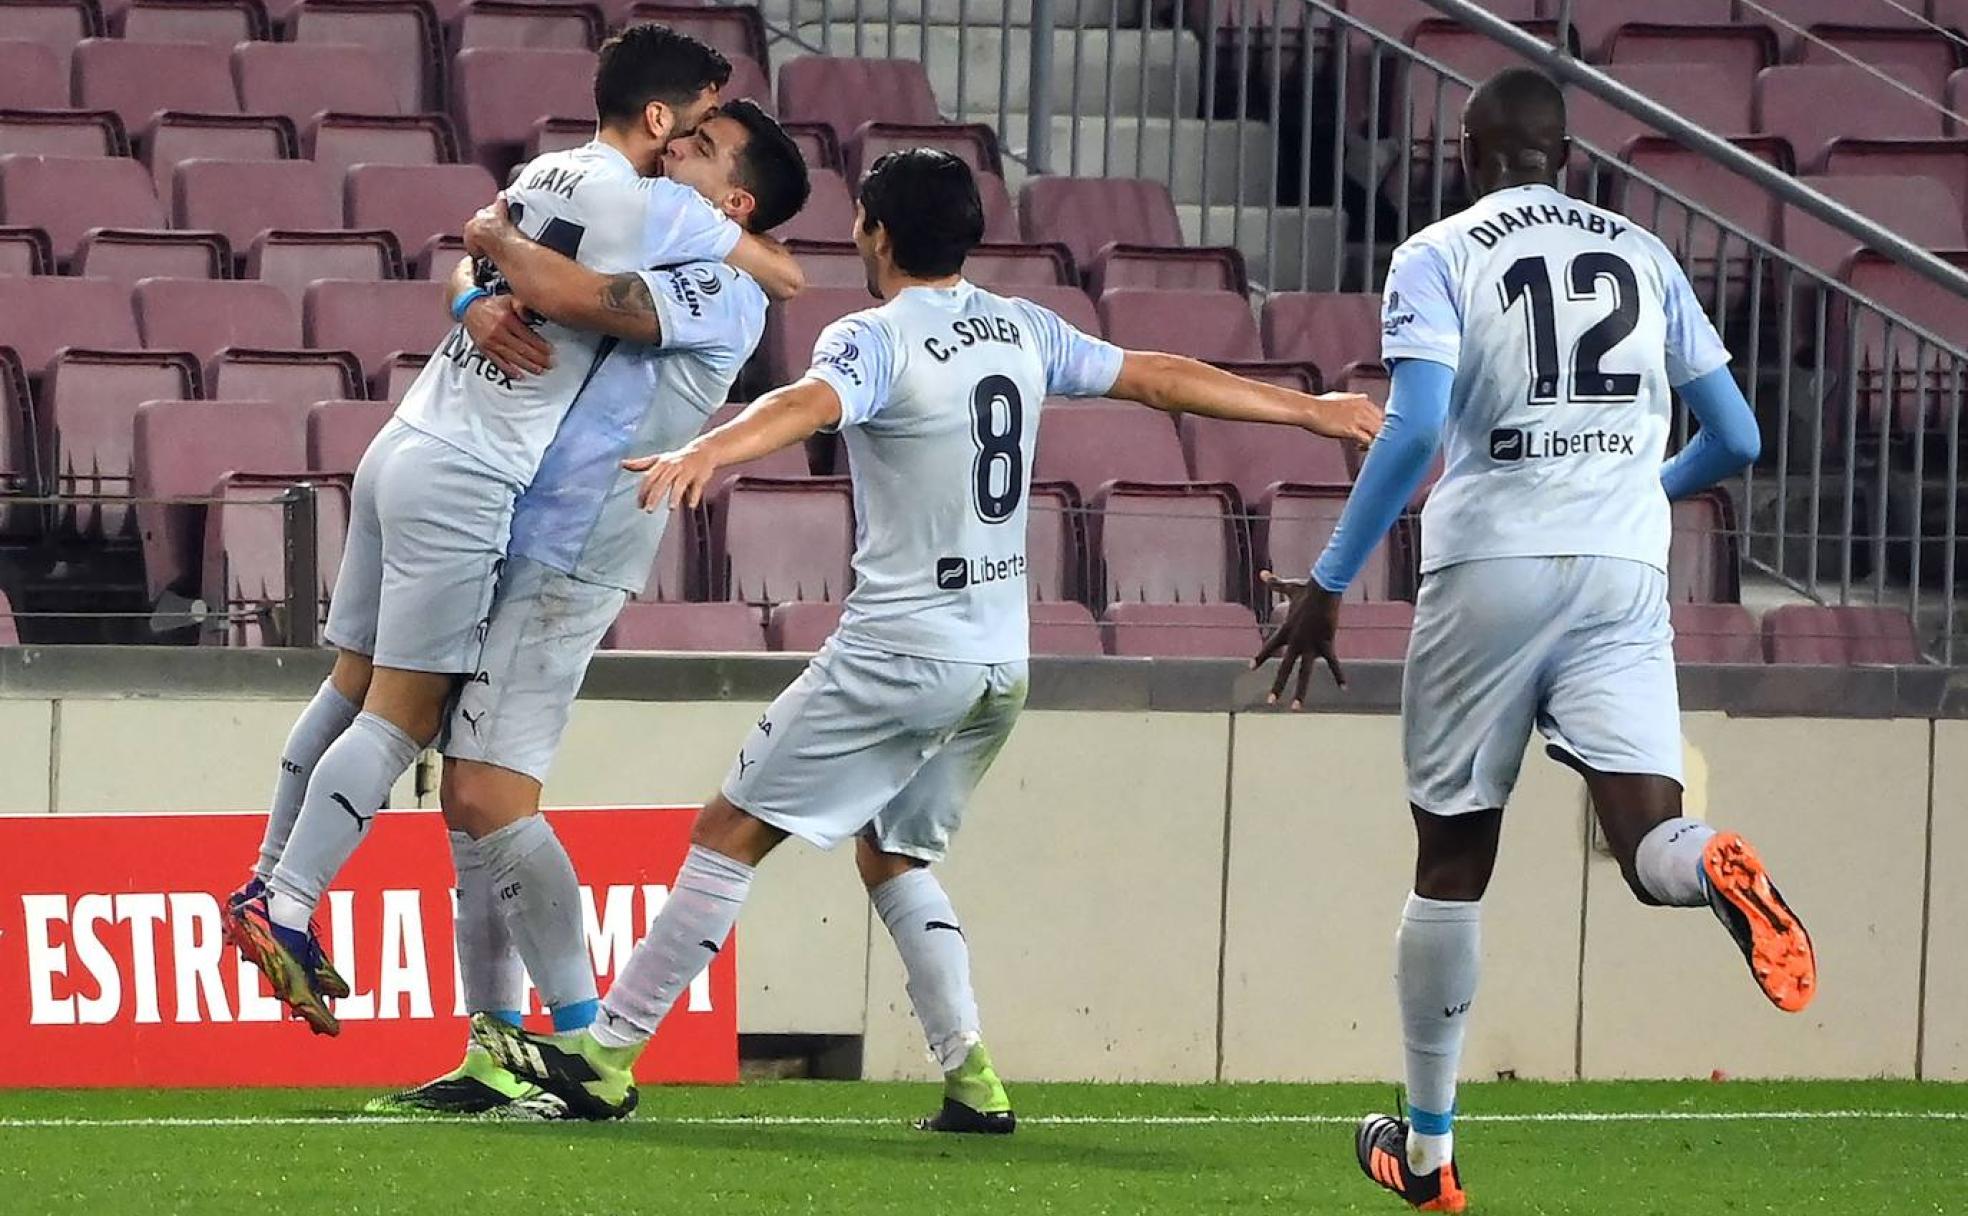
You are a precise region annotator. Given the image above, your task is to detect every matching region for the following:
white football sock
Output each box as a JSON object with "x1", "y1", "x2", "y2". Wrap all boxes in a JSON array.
[
  {"x1": 450, "y1": 830, "x2": 525, "y2": 1019},
  {"x1": 266, "y1": 712, "x2": 421, "y2": 931},
  {"x1": 1397, "y1": 892, "x2": 1481, "y2": 1175},
  {"x1": 592, "y1": 845, "x2": 753, "y2": 1049},
  {"x1": 254, "y1": 679, "x2": 360, "y2": 881},
  {"x1": 474, "y1": 815, "x2": 597, "y2": 1022},
  {"x1": 1634, "y1": 817, "x2": 1717, "y2": 907},
  {"x1": 870, "y1": 868, "x2": 982, "y2": 1072}
]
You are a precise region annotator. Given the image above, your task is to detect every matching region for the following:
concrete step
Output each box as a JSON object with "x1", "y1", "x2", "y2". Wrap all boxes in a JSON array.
[
  {"x1": 775, "y1": 23, "x2": 1203, "y2": 119},
  {"x1": 760, "y1": 0, "x2": 1142, "y2": 27},
  {"x1": 1176, "y1": 203, "x2": 1343, "y2": 291},
  {"x1": 983, "y1": 113, "x2": 1277, "y2": 206}
]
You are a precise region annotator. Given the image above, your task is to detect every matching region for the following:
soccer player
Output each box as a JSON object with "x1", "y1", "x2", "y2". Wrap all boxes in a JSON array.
[
  {"x1": 363, "y1": 99, "x2": 811, "y2": 1115},
  {"x1": 467, "y1": 148, "x2": 1382, "y2": 1126},
  {"x1": 224, "y1": 26, "x2": 806, "y2": 1037},
  {"x1": 1254, "y1": 68, "x2": 1816, "y2": 1212}
]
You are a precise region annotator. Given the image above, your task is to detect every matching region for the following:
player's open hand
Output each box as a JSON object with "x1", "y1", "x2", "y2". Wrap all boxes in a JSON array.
[
  {"x1": 1252, "y1": 569, "x2": 1346, "y2": 708},
  {"x1": 1301, "y1": 391, "x2": 1383, "y2": 447},
  {"x1": 626, "y1": 444, "x2": 719, "y2": 512},
  {"x1": 464, "y1": 294, "x2": 553, "y2": 379},
  {"x1": 463, "y1": 195, "x2": 516, "y2": 259}
]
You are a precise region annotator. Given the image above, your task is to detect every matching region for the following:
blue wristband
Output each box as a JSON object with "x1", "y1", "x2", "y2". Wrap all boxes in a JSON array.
[{"x1": 450, "y1": 286, "x2": 489, "y2": 323}]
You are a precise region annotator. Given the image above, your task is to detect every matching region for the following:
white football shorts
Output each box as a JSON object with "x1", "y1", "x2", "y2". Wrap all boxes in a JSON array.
[
  {"x1": 324, "y1": 418, "x2": 518, "y2": 674},
  {"x1": 721, "y1": 636, "x2": 1029, "y2": 862},
  {"x1": 440, "y1": 556, "x2": 627, "y2": 784},
  {"x1": 1402, "y1": 555, "x2": 1683, "y2": 816}
]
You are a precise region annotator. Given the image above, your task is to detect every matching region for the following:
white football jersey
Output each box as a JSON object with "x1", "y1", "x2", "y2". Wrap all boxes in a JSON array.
[
  {"x1": 508, "y1": 261, "x2": 767, "y2": 593},
  {"x1": 806, "y1": 280, "x2": 1124, "y2": 664},
  {"x1": 394, "y1": 141, "x2": 743, "y2": 487},
  {"x1": 1383, "y1": 182, "x2": 1730, "y2": 574}
]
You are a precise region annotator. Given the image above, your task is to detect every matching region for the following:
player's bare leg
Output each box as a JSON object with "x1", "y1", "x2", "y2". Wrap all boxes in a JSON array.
[
  {"x1": 473, "y1": 796, "x2": 785, "y2": 1119},
  {"x1": 1581, "y1": 768, "x2": 1816, "y2": 1013},
  {"x1": 857, "y1": 837, "x2": 1014, "y2": 1134}
]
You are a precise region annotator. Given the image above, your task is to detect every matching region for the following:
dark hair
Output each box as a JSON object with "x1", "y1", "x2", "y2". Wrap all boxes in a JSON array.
[
  {"x1": 857, "y1": 149, "x2": 983, "y2": 277},
  {"x1": 719, "y1": 98, "x2": 812, "y2": 233},
  {"x1": 594, "y1": 24, "x2": 730, "y2": 127}
]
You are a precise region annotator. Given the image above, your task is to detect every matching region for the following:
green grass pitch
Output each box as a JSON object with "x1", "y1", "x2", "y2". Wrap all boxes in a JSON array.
[{"x1": 3, "y1": 1080, "x2": 1964, "y2": 1214}]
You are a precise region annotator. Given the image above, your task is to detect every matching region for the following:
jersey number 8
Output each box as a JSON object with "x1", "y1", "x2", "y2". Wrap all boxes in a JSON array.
[{"x1": 969, "y1": 374, "x2": 1024, "y2": 524}]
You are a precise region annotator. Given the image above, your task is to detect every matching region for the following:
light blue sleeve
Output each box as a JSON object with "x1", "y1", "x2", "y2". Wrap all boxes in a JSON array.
[
  {"x1": 1659, "y1": 247, "x2": 1732, "y2": 387},
  {"x1": 805, "y1": 312, "x2": 901, "y2": 428},
  {"x1": 1308, "y1": 359, "x2": 1454, "y2": 594},
  {"x1": 638, "y1": 177, "x2": 743, "y2": 267},
  {"x1": 1660, "y1": 367, "x2": 1761, "y2": 501},
  {"x1": 1379, "y1": 238, "x2": 1462, "y2": 370},
  {"x1": 1020, "y1": 301, "x2": 1125, "y2": 398}
]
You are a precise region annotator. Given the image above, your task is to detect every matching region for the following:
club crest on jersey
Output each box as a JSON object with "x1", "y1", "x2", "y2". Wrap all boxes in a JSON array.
[
  {"x1": 690, "y1": 268, "x2": 724, "y2": 296},
  {"x1": 1382, "y1": 291, "x2": 1416, "y2": 336},
  {"x1": 818, "y1": 335, "x2": 864, "y2": 385}
]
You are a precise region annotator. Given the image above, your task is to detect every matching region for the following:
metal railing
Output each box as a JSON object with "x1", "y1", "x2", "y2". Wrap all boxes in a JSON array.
[{"x1": 751, "y1": 0, "x2": 1968, "y2": 661}]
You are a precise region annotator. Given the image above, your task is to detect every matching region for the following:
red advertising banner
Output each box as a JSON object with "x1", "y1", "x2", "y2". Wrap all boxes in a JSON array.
[{"x1": 0, "y1": 807, "x2": 736, "y2": 1088}]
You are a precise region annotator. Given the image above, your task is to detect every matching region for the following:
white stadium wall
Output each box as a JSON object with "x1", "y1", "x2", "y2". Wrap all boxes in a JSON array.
[{"x1": 1, "y1": 651, "x2": 1958, "y2": 1083}]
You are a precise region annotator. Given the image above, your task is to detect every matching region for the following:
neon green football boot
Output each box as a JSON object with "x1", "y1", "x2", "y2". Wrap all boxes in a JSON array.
[
  {"x1": 917, "y1": 1039, "x2": 1015, "y2": 1134},
  {"x1": 468, "y1": 1012, "x2": 641, "y2": 1121},
  {"x1": 364, "y1": 1044, "x2": 543, "y2": 1115}
]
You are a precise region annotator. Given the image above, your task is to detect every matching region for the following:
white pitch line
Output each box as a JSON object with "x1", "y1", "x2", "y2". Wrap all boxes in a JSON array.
[{"x1": 0, "y1": 1110, "x2": 1965, "y2": 1130}]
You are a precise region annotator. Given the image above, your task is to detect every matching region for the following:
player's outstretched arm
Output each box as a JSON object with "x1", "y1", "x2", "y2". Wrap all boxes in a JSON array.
[
  {"x1": 1660, "y1": 367, "x2": 1760, "y2": 501},
  {"x1": 1252, "y1": 357, "x2": 1452, "y2": 707},
  {"x1": 623, "y1": 377, "x2": 843, "y2": 511},
  {"x1": 1105, "y1": 352, "x2": 1382, "y2": 445}
]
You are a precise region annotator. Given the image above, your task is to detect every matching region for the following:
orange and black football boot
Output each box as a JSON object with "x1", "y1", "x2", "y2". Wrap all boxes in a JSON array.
[
  {"x1": 1356, "y1": 1113, "x2": 1467, "y2": 1213},
  {"x1": 1702, "y1": 832, "x2": 1817, "y2": 1013}
]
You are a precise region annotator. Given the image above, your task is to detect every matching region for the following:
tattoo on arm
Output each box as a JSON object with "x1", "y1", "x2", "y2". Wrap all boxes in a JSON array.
[{"x1": 595, "y1": 273, "x2": 662, "y2": 341}]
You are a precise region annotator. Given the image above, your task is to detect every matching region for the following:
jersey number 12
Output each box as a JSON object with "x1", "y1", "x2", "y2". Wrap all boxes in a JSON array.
[{"x1": 1498, "y1": 253, "x2": 1642, "y2": 406}]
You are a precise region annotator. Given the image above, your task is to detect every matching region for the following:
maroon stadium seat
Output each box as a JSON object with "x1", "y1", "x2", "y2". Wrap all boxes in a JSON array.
[
  {"x1": 135, "y1": 278, "x2": 300, "y2": 364},
  {"x1": 1179, "y1": 413, "x2": 1353, "y2": 504},
  {"x1": 1584, "y1": 0, "x2": 1769, "y2": 65},
  {"x1": 1780, "y1": 174, "x2": 1965, "y2": 280},
  {"x1": 723, "y1": 52, "x2": 772, "y2": 117},
  {"x1": 1762, "y1": 604, "x2": 1922, "y2": 665},
  {"x1": 0, "y1": 1, "x2": 95, "y2": 85},
  {"x1": 776, "y1": 167, "x2": 854, "y2": 245},
  {"x1": 977, "y1": 170, "x2": 1019, "y2": 244},
  {"x1": 710, "y1": 476, "x2": 853, "y2": 602},
  {"x1": 1566, "y1": 65, "x2": 1755, "y2": 163},
  {"x1": 1019, "y1": 176, "x2": 1185, "y2": 275},
  {"x1": 1087, "y1": 245, "x2": 1246, "y2": 299},
  {"x1": 0, "y1": 348, "x2": 34, "y2": 536},
  {"x1": 201, "y1": 472, "x2": 348, "y2": 646},
  {"x1": 141, "y1": 112, "x2": 294, "y2": 196},
  {"x1": 526, "y1": 116, "x2": 592, "y2": 162},
  {"x1": 0, "y1": 275, "x2": 139, "y2": 373},
  {"x1": 758, "y1": 285, "x2": 870, "y2": 386},
  {"x1": 1341, "y1": 600, "x2": 1416, "y2": 661},
  {"x1": 782, "y1": 122, "x2": 840, "y2": 174},
  {"x1": 452, "y1": 0, "x2": 602, "y2": 51},
  {"x1": 1670, "y1": 602, "x2": 1762, "y2": 665},
  {"x1": 374, "y1": 350, "x2": 430, "y2": 402},
  {"x1": 0, "y1": 39, "x2": 63, "y2": 109},
  {"x1": 174, "y1": 158, "x2": 339, "y2": 253},
  {"x1": 43, "y1": 349, "x2": 199, "y2": 539},
  {"x1": 607, "y1": 600, "x2": 766, "y2": 652},
  {"x1": 232, "y1": 42, "x2": 404, "y2": 130},
  {"x1": 72, "y1": 38, "x2": 239, "y2": 131},
  {"x1": 450, "y1": 47, "x2": 596, "y2": 177},
  {"x1": 964, "y1": 243, "x2": 1076, "y2": 291},
  {"x1": 0, "y1": 152, "x2": 166, "y2": 265},
  {"x1": 1341, "y1": 0, "x2": 1539, "y2": 41},
  {"x1": 1101, "y1": 601, "x2": 1259, "y2": 658},
  {"x1": 0, "y1": 225, "x2": 52, "y2": 274},
  {"x1": 1616, "y1": 136, "x2": 1788, "y2": 304},
  {"x1": 307, "y1": 114, "x2": 458, "y2": 186},
  {"x1": 73, "y1": 229, "x2": 230, "y2": 287},
  {"x1": 781, "y1": 240, "x2": 872, "y2": 289},
  {"x1": 776, "y1": 57, "x2": 941, "y2": 148},
  {"x1": 206, "y1": 347, "x2": 363, "y2": 407},
  {"x1": 638, "y1": 503, "x2": 697, "y2": 600},
  {"x1": 303, "y1": 279, "x2": 449, "y2": 381},
  {"x1": 117, "y1": 0, "x2": 265, "y2": 44},
  {"x1": 1754, "y1": 65, "x2": 1944, "y2": 172},
  {"x1": 1667, "y1": 490, "x2": 1740, "y2": 604},
  {"x1": 1099, "y1": 289, "x2": 1261, "y2": 362},
  {"x1": 844, "y1": 121, "x2": 1001, "y2": 184},
  {"x1": 1261, "y1": 292, "x2": 1381, "y2": 381},
  {"x1": 1026, "y1": 480, "x2": 1082, "y2": 604},
  {"x1": 1033, "y1": 400, "x2": 1187, "y2": 501},
  {"x1": 1254, "y1": 485, "x2": 1394, "y2": 602},
  {"x1": 0, "y1": 107, "x2": 123, "y2": 158},
  {"x1": 1795, "y1": 27, "x2": 1961, "y2": 102},
  {"x1": 305, "y1": 399, "x2": 389, "y2": 474},
  {"x1": 1095, "y1": 482, "x2": 1240, "y2": 606},
  {"x1": 1030, "y1": 599, "x2": 1101, "y2": 656},
  {"x1": 287, "y1": 0, "x2": 443, "y2": 115},
  {"x1": 346, "y1": 163, "x2": 496, "y2": 259},
  {"x1": 246, "y1": 230, "x2": 401, "y2": 311},
  {"x1": 1821, "y1": 138, "x2": 1968, "y2": 225},
  {"x1": 1839, "y1": 250, "x2": 1968, "y2": 432},
  {"x1": 134, "y1": 398, "x2": 312, "y2": 599},
  {"x1": 623, "y1": 3, "x2": 770, "y2": 69},
  {"x1": 765, "y1": 599, "x2": 841, "y2": 652}
]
